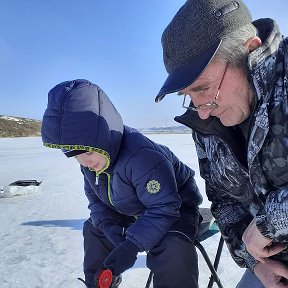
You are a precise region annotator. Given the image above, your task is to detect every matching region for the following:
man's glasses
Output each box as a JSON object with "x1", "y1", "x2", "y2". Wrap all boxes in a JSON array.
[{"x1": 182, "y1": 64, "x2": 228, "y2": 111}]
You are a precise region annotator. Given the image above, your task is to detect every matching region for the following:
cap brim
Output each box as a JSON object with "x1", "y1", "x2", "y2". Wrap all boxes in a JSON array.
[
  {"x1": 62, "y1": 149, "x2": 87, "y2": 158},
  {"x1": 155, "y1": 41, "x2": 222, "y2": 102}
]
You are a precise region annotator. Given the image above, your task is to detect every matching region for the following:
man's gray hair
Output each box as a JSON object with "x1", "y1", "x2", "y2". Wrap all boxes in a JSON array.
[{"x1": 214, "y1": 23, "x2": 257, "y2": 68}]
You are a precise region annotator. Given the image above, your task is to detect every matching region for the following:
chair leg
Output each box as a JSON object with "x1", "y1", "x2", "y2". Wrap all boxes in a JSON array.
[
  {"x1": 145, "y1": 271, "x2": 153, "y2": 288},
  {"x1": 145, "y1": 237, "x2": 225, "y2": 288},
  {"x1": 207, "y1": 236, "x2": 224, "y2": 288},
  {"x1": 194, "y1": 238, "x2": 224, "y2": 288}
]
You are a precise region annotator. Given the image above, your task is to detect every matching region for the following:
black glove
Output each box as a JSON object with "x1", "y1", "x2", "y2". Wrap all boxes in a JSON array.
[
  {"x1": 103, "y1": 240, "x2": 140, "y2": 276},
  {"x1": 100, "y1": 222, "x2": 126, "y2": 246}
]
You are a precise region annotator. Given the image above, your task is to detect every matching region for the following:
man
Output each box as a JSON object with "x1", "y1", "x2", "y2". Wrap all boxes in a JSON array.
[
  {"x1": 41, "y1": 79, "x2": 202, "y2": 287},
  {"x1": 155, "y1": 0, "x2": 288, "y2": 287}
]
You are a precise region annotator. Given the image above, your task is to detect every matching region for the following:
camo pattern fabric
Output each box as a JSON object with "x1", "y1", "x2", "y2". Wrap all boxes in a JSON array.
[{"x1": 191, "y1": 19, "x2": 288, "y2": 269}]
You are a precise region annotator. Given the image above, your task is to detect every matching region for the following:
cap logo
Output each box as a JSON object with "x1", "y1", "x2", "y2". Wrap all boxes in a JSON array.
[
  {"x1": 215, "y1": 1, "x2": 240, "y2": 19},
  {"x1": 146, "y1": 180, "x2": 161, "y2": 194}
]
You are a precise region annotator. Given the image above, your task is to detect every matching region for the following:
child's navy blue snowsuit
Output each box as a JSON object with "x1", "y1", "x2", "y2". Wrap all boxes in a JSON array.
[{"x1": 41, "y1": 79, "x2": 203, "y2": 288}]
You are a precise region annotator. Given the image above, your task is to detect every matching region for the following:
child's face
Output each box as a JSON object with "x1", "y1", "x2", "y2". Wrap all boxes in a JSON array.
[{"x1": 75, "y1": 151, "x2": 108, "y2": 172}]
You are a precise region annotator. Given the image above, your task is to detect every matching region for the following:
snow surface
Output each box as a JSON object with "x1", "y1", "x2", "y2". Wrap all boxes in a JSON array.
[{"x1": 0, "y1": 135, "x2": 244, "y2": 288}]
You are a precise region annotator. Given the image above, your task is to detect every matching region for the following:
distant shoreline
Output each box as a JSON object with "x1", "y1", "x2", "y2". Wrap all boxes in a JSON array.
[
  {"x1": 0, "y1": 114, "x2": 192, "y2": 137},
  {"x1": 141, "y1": 131, "x2": 191, "y2": 134}
]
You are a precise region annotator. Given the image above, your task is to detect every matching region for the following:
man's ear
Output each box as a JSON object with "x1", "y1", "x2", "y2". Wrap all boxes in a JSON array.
[{"x1": 244, "y1": 36, "x2": 262, "y2": 52}]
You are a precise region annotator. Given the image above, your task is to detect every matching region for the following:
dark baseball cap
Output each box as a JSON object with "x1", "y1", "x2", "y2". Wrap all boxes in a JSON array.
[{"x1": 155, "y1": 0, "x2": 252, "y2": 102}]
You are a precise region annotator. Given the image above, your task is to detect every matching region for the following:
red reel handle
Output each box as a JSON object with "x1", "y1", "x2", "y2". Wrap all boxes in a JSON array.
[{"x1": 96, "y1": 269, "x2": 113, "y2": 288}]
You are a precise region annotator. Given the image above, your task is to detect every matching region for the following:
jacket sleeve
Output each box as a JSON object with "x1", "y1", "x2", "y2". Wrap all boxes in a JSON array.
[
  {"x1": 193, "y1": 133, "x2": 258, "y2": 270},
  {"x1": 255, "y1": 37, "x2": 288, "y2": 243},
  {"x1": 124, "y1": 148, "x2": 183, "y2": 251},
  {"x1": 256, "y1": 189, "x2": 288, "y2": 241},
  {"x1": 81, "y1": 166, "x2": 123, "y2": 229}
]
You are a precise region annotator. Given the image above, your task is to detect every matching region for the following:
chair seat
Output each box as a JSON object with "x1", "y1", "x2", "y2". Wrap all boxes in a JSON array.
[{"x1": 197, "y1": 208, "x2": 220, "y2": 242}]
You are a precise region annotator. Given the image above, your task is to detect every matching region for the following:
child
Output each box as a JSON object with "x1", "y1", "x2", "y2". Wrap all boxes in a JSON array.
[{"x1": 41, "y1": 79, "x2": 202, "y2": 288}]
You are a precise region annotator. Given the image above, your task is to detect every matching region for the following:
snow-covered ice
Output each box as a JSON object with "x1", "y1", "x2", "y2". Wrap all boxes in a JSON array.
[{"x1": 0, "y1": 135, "x2": 244, "y2": 288}]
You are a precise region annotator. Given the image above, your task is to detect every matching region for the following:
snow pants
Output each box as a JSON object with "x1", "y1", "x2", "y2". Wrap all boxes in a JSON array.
[
  {"x1": 236, "y1": 269, "x2": 264, "y2": 288},
  {"x1": 83, "y1": 205, "x2": 200, "y2": 288},
  {"x1": 82, "y1": 219, "x2": 121, "y2": 287}
]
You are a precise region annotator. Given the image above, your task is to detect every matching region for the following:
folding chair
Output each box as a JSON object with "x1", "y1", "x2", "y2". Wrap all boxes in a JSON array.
[{"x1": 145, "y1": 208, "x2": 224, "y2": 288}]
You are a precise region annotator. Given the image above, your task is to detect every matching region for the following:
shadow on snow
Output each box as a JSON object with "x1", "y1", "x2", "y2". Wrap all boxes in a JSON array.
[
  {"x1": 21, "y1": 219, "x2": 85, "y2": 230},
  {"x1": 21, "y1": 218, "x2": 148, "y2": 269}
]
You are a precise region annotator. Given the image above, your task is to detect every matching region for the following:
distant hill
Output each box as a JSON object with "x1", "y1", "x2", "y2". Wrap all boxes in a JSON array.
[
  {"x1": 139, "y1": 125, "x2": 191, "y2": 134},
  {"x1": 0, "y1": 115, "x2": 191, "y2": 138},
  {"x1": 0, "y1": 115, "x2": 41, "y2": 137}
]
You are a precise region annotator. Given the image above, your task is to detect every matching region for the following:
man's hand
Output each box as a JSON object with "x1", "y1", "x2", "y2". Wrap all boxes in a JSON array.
[
  {"x1": 242, "y1": 218, "x2": 286, "y2": 262},
  {"x1": 254, "y1": 258, "x2": 288, "y2": 287}
]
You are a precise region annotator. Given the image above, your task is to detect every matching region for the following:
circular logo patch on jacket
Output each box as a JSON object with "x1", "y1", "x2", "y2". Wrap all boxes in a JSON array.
[{"x1": 146, "y1": 180, "x2": 161, "y2": 194}]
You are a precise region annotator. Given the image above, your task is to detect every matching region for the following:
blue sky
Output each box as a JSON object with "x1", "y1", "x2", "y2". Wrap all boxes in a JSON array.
[{"x1": 0, "y1": 0, "x2": 287, "y2": 128}]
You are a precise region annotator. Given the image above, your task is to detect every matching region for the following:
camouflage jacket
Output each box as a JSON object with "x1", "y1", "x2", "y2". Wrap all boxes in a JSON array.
[{"x1": 175, "y1": 18, "x2": 288, "y2": 269}]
